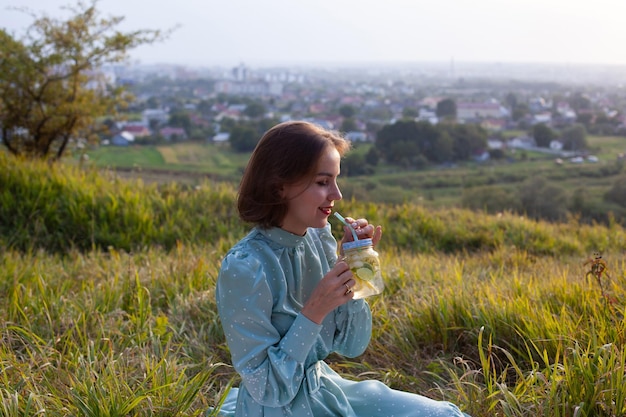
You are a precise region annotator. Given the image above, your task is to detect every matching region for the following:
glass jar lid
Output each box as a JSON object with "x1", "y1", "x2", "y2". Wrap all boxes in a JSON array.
[{"x1": 342, "y1": 238, "x2": 373, "y2": 250}]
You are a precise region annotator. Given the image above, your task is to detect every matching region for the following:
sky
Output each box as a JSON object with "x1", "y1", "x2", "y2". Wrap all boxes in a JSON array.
[{"x1": 1, "y1": 0, "x2": 626, "y2": 68}]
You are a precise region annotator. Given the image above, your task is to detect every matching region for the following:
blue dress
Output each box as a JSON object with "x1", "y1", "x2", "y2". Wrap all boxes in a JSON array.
[{"x1": 215, "y1": 225, "x2": 469, "y2": 417}]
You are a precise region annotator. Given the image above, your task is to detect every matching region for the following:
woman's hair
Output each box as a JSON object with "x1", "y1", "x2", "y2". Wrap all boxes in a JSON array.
[{"x1": 238, "y1": 121, "x2": 351, "y2": 228}]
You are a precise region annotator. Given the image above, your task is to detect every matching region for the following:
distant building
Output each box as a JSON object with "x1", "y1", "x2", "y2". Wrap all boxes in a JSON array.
[
  {"x1": 111, "y1": 131, "x2": 135, "y2": 146},
  {"x1": 487, "y1": 138, "x2": 505, "y2": 150},
  {"x1": 457, "y1": 102, "x2": 508, "y2": 121},
  {"x1": 212, "y1": 132, "x2": 230, "y2": 143},
  {"x1": 213, "y1": 80, "x2": 284, "y2": 97},
  {"x1": 532, "y1": 113, "x2": 552, "y2": 125},
  {"x1": 549, "y1": 140, "x2": 564, "y2": 151},
  {"x1": 345, "y1": 131, "x2": 368, "y2": 142},
  {"x1": 480, "y1": 118, "x2": 507, "y2": 131},
  {"x1": 508, "y1": 135, "x2": 536, "y2": 149},
  {"x1": 418, "y1": 108, "x2": 438, "y2": 124},
  {"x1": 121, "y1": 123, "x2": 151, "y2": 138},
  {"x1": 159, "y1": 127, "x2": 187, "y2": 141},
  {"x1": 142, "y1": 108, "x2": 169, "y2": 125}
]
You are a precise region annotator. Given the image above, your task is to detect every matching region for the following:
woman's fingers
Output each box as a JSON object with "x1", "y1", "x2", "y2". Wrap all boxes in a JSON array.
[
  {"x1": 343, "y1": 217, "x2": 383, "y2": 245},
  {"x1": 372, "y1": 225, "x2": 383, "y2": 246}
]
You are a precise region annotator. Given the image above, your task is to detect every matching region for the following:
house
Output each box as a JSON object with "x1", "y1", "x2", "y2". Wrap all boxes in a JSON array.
[
  {"x1": 121, "y1": 123, "x2": 151, "y2": 138},
  {"x1": 457, "y1": 101, "x2": 508, "y2": 122},
  {"x1": 473, "y1": 149, "x2": 490, "y2": 162},
  {"x1": 142, "y1": 108, "x2": 169, "y2": 125},
  {"x1": 212, "y1": 132, "x2": 230, "y2": 143},
  {"x1": 556, "y1": 102, "x2": 577, "y2": 121},
  {"x1": 304, "y1": 119, "x2": 334, "y2": 130},
  {"x1": 420, "y1": 96, "x2": 444, "y2": 110},
  {"x1": 487, "y1": 138, "x2": 505, "y2": 150},
  {"x1": 418, "y1": 108, "x2": 438, "y2": 124},
  {"x1": 111, "y1": 131, "x2": 135, "y2": 146},
  {"x1": 481, "y1": 118, "x2": 507, "y2": 131},
  {"x1": 549, "y1": 140, "x2": 564, "y2": 151},
  {"x1": 213, "y1": 80, "x2": 284, "y2": 97},
  {"x1": 532, "y1": 113, "x2": 552, "y2": 125},
  {"x1": 159, "y1": 127, "x2": 188, "y2": 141},
  {"x1": 508, "y1": 135, "x2": 536, "y2": 149},
  {"x1": 345, "y1": 131, "x2": 368, "y2": 142}
]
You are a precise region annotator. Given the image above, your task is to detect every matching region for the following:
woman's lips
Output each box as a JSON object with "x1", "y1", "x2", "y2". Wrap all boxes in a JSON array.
[{"x1": 320, "y1": 207, "x2": 332, "y2": 215}]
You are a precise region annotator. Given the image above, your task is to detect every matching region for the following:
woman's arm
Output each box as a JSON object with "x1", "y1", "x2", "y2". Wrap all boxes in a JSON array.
[
  {"x1": 216, "y1": 253, "x2": 321, "y2": 407},
  {"x1": 332, "y1": 299, "x2": 372, "y2": 357},
  {"x1": 315, "y1": 224, "x2": 373, "y2": 357}
]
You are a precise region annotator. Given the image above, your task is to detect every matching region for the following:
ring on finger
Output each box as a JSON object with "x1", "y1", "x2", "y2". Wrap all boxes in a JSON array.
[{"x1": 344, "y1": 283, "x2": 352, "y2": 294}]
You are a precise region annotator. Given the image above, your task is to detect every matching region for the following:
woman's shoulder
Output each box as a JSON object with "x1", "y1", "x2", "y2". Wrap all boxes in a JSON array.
[
  {"x1": 220, "y1": 228, "x2": 280, "y2": 271},
  {"x1": 222, "y1": 229, "x2": 264, "y2": 259}
]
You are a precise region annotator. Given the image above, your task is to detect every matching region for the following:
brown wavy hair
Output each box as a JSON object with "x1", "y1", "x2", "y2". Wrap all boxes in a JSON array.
[{"x1": 237, "y1": 121, "x2": 351, "y2": 229}]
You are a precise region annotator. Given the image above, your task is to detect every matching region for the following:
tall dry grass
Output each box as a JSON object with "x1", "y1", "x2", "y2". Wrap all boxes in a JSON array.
[{"x1": 1, "y1": 153, "x2": 625, "y2": 416}]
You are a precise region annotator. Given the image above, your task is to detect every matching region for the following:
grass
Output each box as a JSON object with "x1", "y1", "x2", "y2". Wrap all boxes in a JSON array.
[
  {"x1": 83, "y1": 137, "x2": 626, "y2": 214},
  {"x1": 87, "y1": 142, "x2": 250, "y2": 182},
  {"x1": 88, "y1": 146, "x2": 165, "y2": 167},
  {"x1": 1, "y1": 154, "x2": 626, "y2": 416}
]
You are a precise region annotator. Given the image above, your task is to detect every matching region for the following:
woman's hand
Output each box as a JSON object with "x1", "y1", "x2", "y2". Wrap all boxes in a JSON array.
[
  {"x1": 340, "y1": 217, "x2": 383, "y2": 251},
  {"x1": 301, "y1": 261, "x2": 356, "y2": 324}
]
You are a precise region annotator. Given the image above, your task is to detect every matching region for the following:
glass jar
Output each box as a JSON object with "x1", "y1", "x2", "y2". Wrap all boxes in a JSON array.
[{"x1": 341, "y1": 238, "x2": 384, "y2": 299}]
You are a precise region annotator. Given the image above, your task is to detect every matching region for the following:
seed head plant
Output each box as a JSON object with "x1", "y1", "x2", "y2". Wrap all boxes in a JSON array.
[{"x1": 583, "y1": 252, "x2": 620, "y2": 319}]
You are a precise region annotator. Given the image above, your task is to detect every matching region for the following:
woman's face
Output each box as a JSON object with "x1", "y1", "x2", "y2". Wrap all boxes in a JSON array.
[{"x1": 280, "y1": 147, "x2": 343, "y2": 236}]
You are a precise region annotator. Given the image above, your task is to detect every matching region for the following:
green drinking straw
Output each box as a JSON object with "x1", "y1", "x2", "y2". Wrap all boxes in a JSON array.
[{"x1": 333, "y1": 212, "x2": 359, "y2": 241}]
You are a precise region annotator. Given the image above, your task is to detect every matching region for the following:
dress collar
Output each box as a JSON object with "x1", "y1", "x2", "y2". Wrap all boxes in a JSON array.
[{"x1": 259, "y1": 227, "x2": 307, "y2": 248}]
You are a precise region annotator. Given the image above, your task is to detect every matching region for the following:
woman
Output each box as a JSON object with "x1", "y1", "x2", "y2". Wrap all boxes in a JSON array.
[{"x1": 215, "y1": 121, "x2": 469, "y2": 416}]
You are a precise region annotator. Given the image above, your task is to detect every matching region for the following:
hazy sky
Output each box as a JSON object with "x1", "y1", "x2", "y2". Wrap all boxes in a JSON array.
[{"x1": 1, "y1": 0, "x2": 626, "y2": 67}]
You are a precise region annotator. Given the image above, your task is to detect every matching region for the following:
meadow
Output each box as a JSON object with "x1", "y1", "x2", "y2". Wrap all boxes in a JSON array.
[
  {"x1": 1, "y1": 152, "x2": 626, "y2": 416},
  {"x1": 84, "y1": 135, "x2": 626, "y2": 211}
]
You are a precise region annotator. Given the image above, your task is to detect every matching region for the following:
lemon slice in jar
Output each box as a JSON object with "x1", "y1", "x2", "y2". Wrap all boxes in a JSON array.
[{"x1": 355, "y1": 267, "x2": 374, "y2": 281}]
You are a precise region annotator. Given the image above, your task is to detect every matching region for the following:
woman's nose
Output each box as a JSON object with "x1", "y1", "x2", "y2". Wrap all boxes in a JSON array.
[{"x1": 330, "y1": 184, "x2": 342, "y2": 201}]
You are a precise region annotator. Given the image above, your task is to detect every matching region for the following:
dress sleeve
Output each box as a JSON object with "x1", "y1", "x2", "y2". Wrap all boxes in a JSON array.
[
  {"x1": 314, "y1": 223, "x2": 339, "y2": 266},
  {"x1": 332, "y1": 299, "x2": 372, "y2": 357},
  {"x1": 216, "y1": 250, "x2": 322, "y2": 407}
]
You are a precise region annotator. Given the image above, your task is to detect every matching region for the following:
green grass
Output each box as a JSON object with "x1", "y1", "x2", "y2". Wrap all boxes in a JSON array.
[
  {"x1": 82, "y1": 136, "x2": 626, "y2": 215},
  {"x1": 2, "y1": 154, "x2": 626, "y2": 416},
  {"x1": 90, "y1": 145, "x2": 166, "y2": 167},
  {"x1": 86, "y1": 142, "x2": 250, "y2": 182}
]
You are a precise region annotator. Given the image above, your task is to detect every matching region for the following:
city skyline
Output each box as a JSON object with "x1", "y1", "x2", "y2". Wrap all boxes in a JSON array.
[{"x1": 1, "y1": 0, "x2": 626, "y2": 68}]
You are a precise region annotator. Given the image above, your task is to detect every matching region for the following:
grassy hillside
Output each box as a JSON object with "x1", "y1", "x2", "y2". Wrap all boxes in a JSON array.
[{"x1": 1, "y1": 153, "x2": 625, "y2": 416}]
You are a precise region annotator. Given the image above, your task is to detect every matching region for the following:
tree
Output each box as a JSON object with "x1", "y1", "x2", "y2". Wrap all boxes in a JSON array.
[
  {"x1": 243, "y1": 101, "x2": 266, "y2": 119},
  {"x1": 340, "y1": 118, "x2": 357, "y2": 132},
  {"x1": 338, "y1": 105, "x2": 356, "y2": 119},
  {"x1": 402, "y1": 107, "x2": 418, "y2": 119},
  {"x1": 229, "y1": 125, "x2": 259, "y2": 152},
  {"x1": 511, "y1": 102, "x2": 529, "y2": 122},
  {"x1": 518, "y1": 177, "x2": 568, "y2": 221},
  {"x1": 561, "y1": 124, "x2": 588, "y2": 151},
  {"x1": 532, "y1": 123, "x2": 556, "y2": 148},
  {"x1": 375, "y1": 120, "x2": 427, "y2": 166},
  {"x1": 0, "y1": 1, "x2": 169, "y2": 160},
  {"x1": 604, "y1": 175, "x2": 626, "y2": 208},
  {"x1": 440, "y1": 123, "x2": 488, "y2": 161},
  {"x1": 168, "y1": 111, "x2": 192, "y2": 134},
  {"x1": 505, "y1": 92, "x2": 518, "y2": 110},
  {"x1": 365, "y1": 147, "x2": 379, "y2": 166},
  {"x1": 436, "y1": 98, "x2": 457, "y2": 120},
  {"x1": 569, "y1": 92, "x2": 592, "y2": 112},
  {"x1": 342, "y1": 152, "x2": 374, "y2": 176}
]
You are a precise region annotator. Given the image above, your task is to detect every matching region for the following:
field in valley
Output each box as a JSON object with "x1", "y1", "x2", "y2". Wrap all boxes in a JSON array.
[{"x1": 84, "y1": 135, "x2": 626, "y2": 210}]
